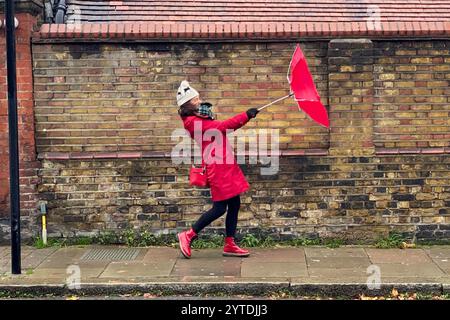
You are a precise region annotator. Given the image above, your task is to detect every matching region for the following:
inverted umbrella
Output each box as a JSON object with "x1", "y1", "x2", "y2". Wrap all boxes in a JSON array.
[{"x1": 258, "y1": 44, "x2": 330, "y2": 128}]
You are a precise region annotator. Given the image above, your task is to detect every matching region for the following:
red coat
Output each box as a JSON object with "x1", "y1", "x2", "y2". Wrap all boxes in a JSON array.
[{"x1": 182, "y1": 112, "x2": 250, "y2": 201}]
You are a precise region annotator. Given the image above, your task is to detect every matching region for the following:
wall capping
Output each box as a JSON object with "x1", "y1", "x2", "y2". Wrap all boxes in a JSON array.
[
  {"x1": 37, "y1": 149, "x2": 330, "y2": 160},
  {"x1": 32, "y1": 21, "x2": 450, "y2": 42},
  {"x1": 376, "y1": 148, "x2": 450, "y2": 155},
  {"x1": 37, "y1": 148, "x2": 450, "y2": 160}
]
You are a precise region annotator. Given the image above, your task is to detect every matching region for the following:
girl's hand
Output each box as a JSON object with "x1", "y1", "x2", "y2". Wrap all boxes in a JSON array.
[{"x1": 246, "y1": 108, "x2": 259, "y2": 119}]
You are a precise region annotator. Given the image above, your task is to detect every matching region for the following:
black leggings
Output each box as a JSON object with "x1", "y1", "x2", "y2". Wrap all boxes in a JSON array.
[{"x1": 192, "y1": 195, "x2": 241, "y2": 237}]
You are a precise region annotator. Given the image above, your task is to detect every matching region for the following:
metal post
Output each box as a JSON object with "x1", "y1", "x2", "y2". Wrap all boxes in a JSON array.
[{"x1": 5, "y1": 0, "x2": 21, "y2": 274}]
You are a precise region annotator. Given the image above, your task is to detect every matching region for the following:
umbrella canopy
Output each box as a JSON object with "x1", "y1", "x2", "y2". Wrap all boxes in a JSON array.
[
  {"x1": 257, "y1": 44, "x2": 330, "y2": 128},
  {"x1": 288, "y1": 44, "x2": 330, "y2": 128}
]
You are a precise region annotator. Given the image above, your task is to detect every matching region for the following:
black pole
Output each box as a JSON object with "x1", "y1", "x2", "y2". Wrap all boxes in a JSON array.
[{"x1": 5, "y1": 0, "x2": 21, "y2": 274}]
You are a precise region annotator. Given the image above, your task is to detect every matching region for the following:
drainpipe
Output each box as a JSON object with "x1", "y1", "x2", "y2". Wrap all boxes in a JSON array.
[
  {"x1": 55, "y1": 0, "x2": 67, "y2": 23},
  {"x1": 44, "y1": 1, "x2": 54, "y2": 23}
]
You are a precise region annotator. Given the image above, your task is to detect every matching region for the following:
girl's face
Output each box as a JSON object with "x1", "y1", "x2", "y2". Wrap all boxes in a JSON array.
[{"x1": 189, "y1": 96, "x2": 202, "y2": 109}]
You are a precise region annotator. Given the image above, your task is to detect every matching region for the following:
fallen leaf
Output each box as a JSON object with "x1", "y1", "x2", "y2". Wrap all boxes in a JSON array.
[
  {"x1": 400, "y1": 242, "x2": 416, "y2": 249},
  {"x1": 391, "y1": 288, "x2": 399, "y2": 298}
]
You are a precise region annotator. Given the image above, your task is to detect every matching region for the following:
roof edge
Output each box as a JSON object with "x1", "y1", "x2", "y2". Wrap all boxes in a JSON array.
[{"x1": 32, "y1": 22, "x2": 450, "y2": 42}]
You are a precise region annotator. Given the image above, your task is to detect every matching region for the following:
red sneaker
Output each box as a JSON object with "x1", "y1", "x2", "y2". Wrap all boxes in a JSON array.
[
  {"x1": 177, "y1": 228, "x2": 197, "y2": 259},
  {"x1": 223, "y1": 237, "x2": 250, "y2": 257}
]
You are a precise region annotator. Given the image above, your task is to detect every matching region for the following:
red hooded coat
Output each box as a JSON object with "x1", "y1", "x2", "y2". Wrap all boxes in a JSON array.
[{"x1": 182, "y1": 112, "x2": 250, "y2": 201}]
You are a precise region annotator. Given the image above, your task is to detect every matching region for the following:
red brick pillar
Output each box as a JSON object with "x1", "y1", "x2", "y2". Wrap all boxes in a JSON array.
[
  {"x1": 328, "y1": 39, "x2": 375, "y2": 156},
  {"x1": 0, "y1": 1, "x2": 43, "y2": 228}
]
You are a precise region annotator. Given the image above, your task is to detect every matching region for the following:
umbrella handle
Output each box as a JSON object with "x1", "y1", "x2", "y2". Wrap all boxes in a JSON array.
[{"x1": 257, "y1": 93, "x2": 294, "y2": 111}]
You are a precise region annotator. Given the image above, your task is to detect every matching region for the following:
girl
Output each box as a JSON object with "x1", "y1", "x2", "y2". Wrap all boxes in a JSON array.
[{"x1": 176, "y1": 80, "x2": 259, "y2": 259}]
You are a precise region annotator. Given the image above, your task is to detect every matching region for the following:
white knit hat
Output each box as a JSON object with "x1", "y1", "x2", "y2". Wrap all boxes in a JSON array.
[{"x1": 176, "y1": 80, "x2": 199, "y2": 107}]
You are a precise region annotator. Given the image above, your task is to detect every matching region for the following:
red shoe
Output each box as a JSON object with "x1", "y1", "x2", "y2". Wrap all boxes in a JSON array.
[
  {"x1": 223, "y1": 237, "x2": 250, "y2": 257},
  {"x1": 177, "y1": 228, "x2": 197, "y2": 259}
]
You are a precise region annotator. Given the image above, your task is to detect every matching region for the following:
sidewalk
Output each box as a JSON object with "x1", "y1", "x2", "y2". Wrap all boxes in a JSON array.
[{"x1": 1, "y1": 245, "x2": 450, "y2": 297}]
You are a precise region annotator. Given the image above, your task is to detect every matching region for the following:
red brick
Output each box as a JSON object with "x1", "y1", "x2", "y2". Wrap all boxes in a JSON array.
[
  {"x1": 69, "y1": 152, "x2": 94, "y2": 159},
  {"x1": 49, "y1": 24, "x2": 58, "y2": 38},
  {"x1": 201, "y1": 24, "x2": 209, "y2": 38},
  {"x1": 147, "y1": 23, "x2": 156, "y2": 38},
  {"x1": 284, "y1": 23, "x2": 292, "y2": 37},
  {"x1": 185, "y1": 23, "x2": 193, "y2": 38},
  {"x1": 124, "y1": 23, "x2": 133, "y2": 35},
  {"x1": 81, "y1": 23, "x2": 91, "y2": 36},
  {"x1": 168, "y1": 24, "x2": 176, "y2": 39},
  {"x1": 100, "y1": 23, "x2": 108, "y2": 38},
  {"x1": 254, "y1": 23, "x2": 262, "y2": 37},
  {"x1": 224, "y1": 23, "x2": 231, "y2": 38},
  {"x1": 117, "y1": 152, "x2": 142, "y2": 159}
]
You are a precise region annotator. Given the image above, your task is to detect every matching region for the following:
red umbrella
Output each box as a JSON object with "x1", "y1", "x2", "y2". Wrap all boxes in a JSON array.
[{"x1": 258, "y1": 44, "x2": 330, "y2": 128}]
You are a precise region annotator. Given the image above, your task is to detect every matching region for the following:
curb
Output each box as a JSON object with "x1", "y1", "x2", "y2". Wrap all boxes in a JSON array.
[
  {"x1": 0, "y1": 282, "x2": 445, "y2": 298},
  {"x1": 290, "y1": 283, "x2": 443, "y2": 297}
]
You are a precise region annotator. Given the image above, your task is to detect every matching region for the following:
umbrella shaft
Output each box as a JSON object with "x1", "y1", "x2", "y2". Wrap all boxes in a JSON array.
[{"x1": 258, "y1": 93, "x2": 294, "y2": 111}]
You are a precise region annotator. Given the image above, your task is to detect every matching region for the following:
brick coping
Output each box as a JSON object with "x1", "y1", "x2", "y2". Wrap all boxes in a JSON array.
[
  {"x1": 376, "y1": 148, "x2": 450, "y2": 155},
  {"x1": 33, "y1": 21, "x2": 450, "y2": 42},
  {"x1": 37, "y1": 148, "x2": 450, "y2": 160},
  {"x1": 37, "y1": 150, "x2": 329, "y2": 160}
]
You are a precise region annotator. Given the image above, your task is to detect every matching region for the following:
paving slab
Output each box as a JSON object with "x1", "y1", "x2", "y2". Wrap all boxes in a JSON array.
[
  {"x1": 376, "y1": 263, "x2": 445, "y2": 278},
  {"x1": 292, "y1": 276, "x2": 369, "y2": 284},
  {"x1": 1, "y1": 246, "x2": 35, "y2": 256},
  {"x1": 366, "y1": 249, "x2": 433, "y2": 264},
  {"x1": 249, "y1": 248, "x2": 306, "y2": 263},
  {"x1": 0, "y1": 276, "x2": 64, "y2": 285},
  {"x1": 305, "y1": 247, "x2": 368, "y2": 258},
  {"x1": 0, "y1": 247, "x2": 9, "y2": 258},
  {"x1": 241, "y1": 261, "x2": 307, "y2": 278},
  {"x1": 0, "y1": 263, "x2": 10, "y2": 274},
  {"x1": 179, "y1": 276, "x2": 290, "y2": 283},
  {"x1": 172, "y1": 258, "x2": 241, "y2": 277},
  {"x1": 430, "y1": 259, "x2": 450, "y2": 274},
  {"x1": 378, "y1": 276, "x2": 448, "y2": 284},
  {"x1": 1, "y1": 247, "x2": 57, "y2": 273},
  {"x1": 307, "y1": 257, "x2": 372, "y2": 269},
  {"x1": 29, "y1": 265, "x2": 107, "y2": 280},
  {"x1": 307, "y1": 268, "x2": 368, "y2": 278},
  {"x1": 1, "y1": 247, "x2": 38, "y2": 265},
  {"x1": 100, "y1": 260, "x2": 176, "y2": 278},
  {"x1": 1, "y1": 246, "x2": 450, "y2": 297},
  {"x1": 424, "y1": 247, "x2": 450, "y2": 259},
  {"x1": 142, "y1": 247, "x2": 180, "y2": 261},
  {"x1": 187, "y1": 249, "x2": 236, "y2": 260},
  {"x1": 21, "y1": 248, "x2": 59, "y2": 269},
  {"x1": 37, "y1": 247, "x2": 87, "y2": 268},
  {"x1": 80, "y1": 277, "x2": 186, "y2": 284}
]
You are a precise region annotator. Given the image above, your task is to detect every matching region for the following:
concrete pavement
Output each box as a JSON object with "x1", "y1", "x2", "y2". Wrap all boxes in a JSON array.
[{"x1": 1, "y1": 245, "x2": 450, "y2": 297}]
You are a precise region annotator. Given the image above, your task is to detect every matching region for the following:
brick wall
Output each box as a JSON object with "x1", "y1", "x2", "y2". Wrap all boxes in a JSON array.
[
  {"x1": 38, "y1": 154, "x2": 450, "y2": 242},
  {"x1": 32, "y1": 42, "x2": 329, "y2": 153},
  {"x1": 32, "y1": 40, "x2": 449, "y2": 155},
  {"x1": 328, "y1": 39, "x2": 375, "y2": 156},
  {"x1": 7, "y1": 38, "x2": 447, "y2": 242},
  {"x1": 374, "y1": 41, "x2": 450, "y2": 149},
  {"x1": 0, "y1": 10, "x2": 41, "y2": 239}
]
